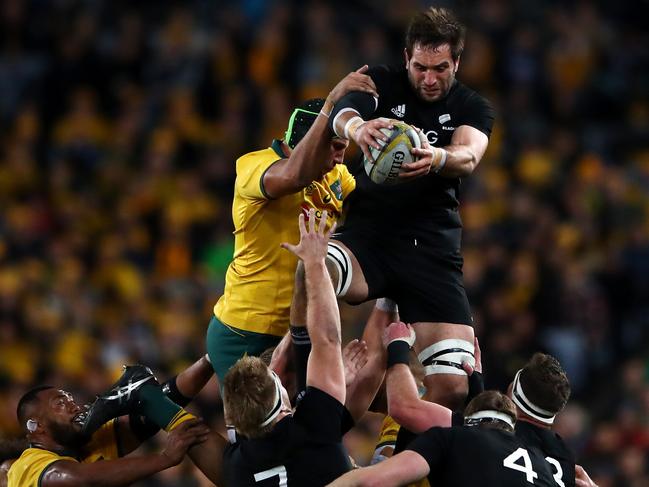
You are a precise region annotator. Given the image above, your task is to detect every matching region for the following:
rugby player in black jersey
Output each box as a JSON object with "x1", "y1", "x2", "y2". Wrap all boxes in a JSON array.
[
  {"x1": 290, "y1": 7, "x2": 495, "y2": 415},
  {"x1": 221, "y1": 210, "x2": 359, "y2": 486},
  {"x1": 382, "y1": 322, "x2": 590, "y2": 487},
  {"x1": 328, "y1": 390, "x2": 557, "y2": 487}
]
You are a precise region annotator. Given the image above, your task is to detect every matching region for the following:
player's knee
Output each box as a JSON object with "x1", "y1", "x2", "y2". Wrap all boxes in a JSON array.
[{"x1": 418, "y1": 337, "x2": 475, "y2": 409}]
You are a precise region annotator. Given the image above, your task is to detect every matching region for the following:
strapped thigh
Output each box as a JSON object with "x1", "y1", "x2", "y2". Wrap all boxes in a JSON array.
[
  {"x1": 418, "y1": 339, "x2": 475, "y2": 377},
  {"x1": 326, "y1": 241, "x2": 353, "y2": 297}
]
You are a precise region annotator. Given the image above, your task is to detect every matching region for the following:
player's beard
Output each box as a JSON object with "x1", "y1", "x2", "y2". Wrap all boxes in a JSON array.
[{"x1": 48, "y1": 420, "x2": 90, "y2": 450}]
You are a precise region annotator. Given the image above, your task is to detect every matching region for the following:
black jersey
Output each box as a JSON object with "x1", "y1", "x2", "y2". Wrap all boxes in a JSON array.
[
  {"x1": 407, "y1": 426, "x2": 556, "y2": 487},
  {"x1": 515, "y1": 421, "x2": 576, "y2": 487},
  {"x1": 334, "y1": 65, "x2": 495, "y2": 235},
  {"x1": 222, "y1": 387, "x2": 352, "y2": 486}
]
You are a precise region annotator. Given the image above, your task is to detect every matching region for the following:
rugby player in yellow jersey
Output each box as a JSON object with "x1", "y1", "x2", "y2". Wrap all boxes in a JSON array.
[
  {"x1": 7, "y1": 359, "x2": 227, "y2": 486},
  {"x1": 208, "y1": 67, "x2": 378, "y2": 382}
]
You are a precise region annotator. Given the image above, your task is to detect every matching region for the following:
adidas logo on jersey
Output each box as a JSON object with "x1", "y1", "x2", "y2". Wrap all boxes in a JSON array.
[{"x1": 391, "y1": 104, "x2": 406, "y2": 118}]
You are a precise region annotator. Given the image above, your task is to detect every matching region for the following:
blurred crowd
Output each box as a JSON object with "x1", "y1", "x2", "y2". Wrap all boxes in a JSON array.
[{"x1": 0, "y1": 0, "x2": 648, "y2": 485}]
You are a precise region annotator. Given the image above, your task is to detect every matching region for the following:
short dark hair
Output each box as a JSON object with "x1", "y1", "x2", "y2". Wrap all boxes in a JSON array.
[
  {"x1": 520, "y1": 353, "x2": 570, "y2": 414},
  {"x1": 16, "y1": 386, "x2": 54, "y2": 427},
  {"x1": 405, "y1": 7, "x2": 466, "y2": 60},
  {"x1": 284, "y1": 98, "x2": 325, "y2": 149},
  {"x1": 465, "y1": 390, "x2": 517, "y2": 432}
]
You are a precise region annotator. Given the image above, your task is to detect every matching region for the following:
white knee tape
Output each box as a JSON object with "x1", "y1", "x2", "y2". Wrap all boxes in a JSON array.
[
  {"x1": 418, "y1": 339, "x2": 475, "y2": 376},
  {"x1": 326, "y1": 242, "x2": 353, "y2": 297}
]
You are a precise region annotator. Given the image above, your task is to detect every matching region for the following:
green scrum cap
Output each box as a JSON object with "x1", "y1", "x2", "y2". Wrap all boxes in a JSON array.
[{"x1": 284, "y1": 98, "x2": 325, "y2": 149}]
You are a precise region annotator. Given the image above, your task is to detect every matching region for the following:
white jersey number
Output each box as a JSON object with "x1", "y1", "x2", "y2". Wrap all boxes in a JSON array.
[
  {"x1": 545, "y1": 457, "x2": 565, "y2": 487},
  {"x1": 254, "y1": 465, "x2": 288, "y2": 486},
  {"x1": 503, "y1": 448, "x2": 539, "y2": 483}
]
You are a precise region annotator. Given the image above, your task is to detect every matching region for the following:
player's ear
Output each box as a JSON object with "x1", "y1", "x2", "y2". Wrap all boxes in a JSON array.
[
  {"x1": 453, "y1": 56, "x2": 461, "y2": 74},
  {"x1": 26, "y1": 419, "x2": 39, "y2": 434},
  {"x1": 403, "y1": 48, "x2": 410, "y2": 68}
]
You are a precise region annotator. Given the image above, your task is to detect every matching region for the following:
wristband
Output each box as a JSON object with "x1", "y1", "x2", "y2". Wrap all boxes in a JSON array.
[
  {"x1": 320, "y1": 99, "x2": 334, "y2": 118},
  {"x1": 344, "y1": 116, "x2": 364, "y2": 140},
  {"x1": 433, "y1": 148, "x2": 447, "y2": 174},
  {"x1": 332, "y1": 108, "x2": 360, "y2": 137},
  {"x1": 387, "y1": 340, "x2": 410, "y2": 368}
]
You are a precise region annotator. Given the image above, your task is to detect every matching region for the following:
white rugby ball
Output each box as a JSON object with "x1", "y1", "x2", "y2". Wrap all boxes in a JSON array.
[{"x1": 364, "y1": 121, "x2": 421, "y2": 185}]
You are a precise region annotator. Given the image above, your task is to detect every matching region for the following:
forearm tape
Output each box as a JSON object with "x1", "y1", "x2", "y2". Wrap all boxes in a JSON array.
[
  {"x1": 329, "y1": 91, "x2": 377, "y2": 134},
  {"x1": 290, "y1": 326, "x2": 311, "y2": 398}
]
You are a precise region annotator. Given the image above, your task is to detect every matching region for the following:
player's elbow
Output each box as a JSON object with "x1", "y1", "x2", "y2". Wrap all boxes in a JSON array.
[{"x1": 388, "y1": 398, "x2": 421, "y2": 433}]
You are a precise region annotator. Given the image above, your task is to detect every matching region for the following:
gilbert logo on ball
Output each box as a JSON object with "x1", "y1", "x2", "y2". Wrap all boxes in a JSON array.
[{"x1": 364, "y1": 121, "x2": 422, "y2": 185}]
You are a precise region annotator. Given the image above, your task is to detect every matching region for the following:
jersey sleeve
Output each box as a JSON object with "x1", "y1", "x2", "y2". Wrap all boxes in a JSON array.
[
  {"x1": 236, "y1": 152, "x2": 282, "y2": 200},
  {"x1": 82, "y1": 419, "x2": 119, "y2": 462},
  {"x1": 404, "y1": 427, "x2": 451, "y2": 473},
  {"x1": 456, "y1": 92, "x2": 495, "y2": 137},
  {"x1": 293, "y1": 386, "x2": 345, "y2": 443}
]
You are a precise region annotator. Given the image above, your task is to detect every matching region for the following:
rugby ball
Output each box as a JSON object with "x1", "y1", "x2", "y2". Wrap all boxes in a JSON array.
[{"x1": 364, "y1": 121, "x2": 421, "y2": 185}]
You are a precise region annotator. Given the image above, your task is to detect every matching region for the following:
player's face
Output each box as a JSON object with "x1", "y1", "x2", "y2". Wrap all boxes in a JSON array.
[
  {"x1": 43, "y1": 389, "x2": 89, "y2": 447},
  {"x1": 323, "y1": 136, "x2": 349, "y2": 176},
  {"x1": 405, "y1": 43, "x2": 458, "y2": 102}
]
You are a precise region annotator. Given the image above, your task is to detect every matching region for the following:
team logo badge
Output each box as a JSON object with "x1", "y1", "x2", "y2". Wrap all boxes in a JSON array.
[
  {"x1": 330, "y1": 180, "x2": 343, "y2": 200},
  {"x1": 391, "y1": 104, "x2": 406, "y2": 118}
]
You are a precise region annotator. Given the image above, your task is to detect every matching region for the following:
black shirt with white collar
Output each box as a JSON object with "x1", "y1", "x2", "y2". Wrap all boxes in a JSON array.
[{"x1": 223, "y1": 387, "x2": 352, "y2": 486}]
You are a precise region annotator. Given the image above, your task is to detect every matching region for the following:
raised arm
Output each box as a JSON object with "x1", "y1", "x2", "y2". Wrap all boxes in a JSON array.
[
  {"x1": 384, "y1": 322, "x2": 452, "y2": 433},
  {"x1": 344, "y1": 299, "x2": 397, "y2": 422},
  {"x1": 282, "y1": 209, "x2": 345, "y2": 404},
  {"x1": 41, "y1": 419, "x2": 208, "y2": 487},
  {"x1": 263, "y1": 67, "x2": 377, "y2": 198}
]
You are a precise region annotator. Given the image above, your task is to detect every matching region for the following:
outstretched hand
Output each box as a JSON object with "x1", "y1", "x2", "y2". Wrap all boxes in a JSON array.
[
  {"x1": 162, "y1": 418, "x2": 210, "y2": 467},
  {"x1": 327, "y1": 65, "x2": 378, "y2": 106},
  {"x1": 343, "y1": 339, "x2": 368, "y2": 386},
  {"x1": 281, "y1": 209, "x2": 334, "y2": 265}
]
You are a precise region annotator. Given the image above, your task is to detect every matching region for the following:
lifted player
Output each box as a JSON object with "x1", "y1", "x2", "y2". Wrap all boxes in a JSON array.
[
  {"x1": 208, "y1": 68, "x2": 377, "y2": 384},
  {"x1": 292, "y1": 7, "x2": 495, "y2": 414}
]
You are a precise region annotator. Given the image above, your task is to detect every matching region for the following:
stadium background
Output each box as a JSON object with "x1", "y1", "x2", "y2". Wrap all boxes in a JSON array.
[{"x1": 0, "y1": 0, "x2": 647, "y2": 484}]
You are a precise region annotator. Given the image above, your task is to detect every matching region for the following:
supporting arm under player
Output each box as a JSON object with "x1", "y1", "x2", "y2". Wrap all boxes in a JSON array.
[
  {"x1": 384, "y1": 322, "x2": 453, "y2": 433},
  {"x1": 282, "y1": 209, "x2": 346, "y2": 404}
]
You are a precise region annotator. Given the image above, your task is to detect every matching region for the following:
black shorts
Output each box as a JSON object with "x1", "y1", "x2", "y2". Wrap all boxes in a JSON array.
[{"x1": 334, "y1": 221, "x2": 472, "y2": 325}]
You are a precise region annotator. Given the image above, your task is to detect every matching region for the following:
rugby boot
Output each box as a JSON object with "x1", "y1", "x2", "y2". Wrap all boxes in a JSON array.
[{"x1": 78, "y1": 364, "x2": 158, "y2": 436}]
